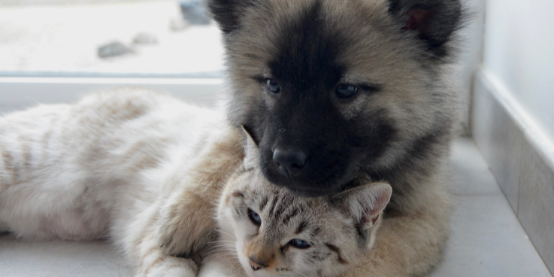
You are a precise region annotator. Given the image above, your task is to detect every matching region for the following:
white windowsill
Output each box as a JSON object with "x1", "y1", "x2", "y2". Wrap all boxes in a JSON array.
[{"x1": 0, "y1": 76, "x2": 225, "y2": 114}]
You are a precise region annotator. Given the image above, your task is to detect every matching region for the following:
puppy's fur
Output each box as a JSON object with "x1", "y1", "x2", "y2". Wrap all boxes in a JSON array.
[
  {"x1": 215, "y1": 0, "x2": 462, "y2": 207},
  {"x1": 160, "y1": 0, "x2": 463, "y2": 276}
]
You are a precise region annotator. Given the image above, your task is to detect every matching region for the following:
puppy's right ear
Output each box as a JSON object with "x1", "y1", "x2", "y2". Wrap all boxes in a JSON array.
[{"x1": 207, "y1": 0, "x2": 259, "y2": 34}]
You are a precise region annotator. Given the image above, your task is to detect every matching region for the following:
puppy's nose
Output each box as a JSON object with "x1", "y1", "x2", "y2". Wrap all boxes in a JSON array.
[
  {"x1": 273, "y1": 148, "x2": 307, "y2": 177},
  {"x1": 249, "y1": 257, "x2": 267, "y2": 271}
]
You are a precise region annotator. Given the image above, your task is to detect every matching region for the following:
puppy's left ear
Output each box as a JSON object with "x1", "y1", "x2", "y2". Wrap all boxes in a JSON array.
[
  {"x1": 241, "y1": 125, "x2": 259, "y2": 169},
  {"x1": 207, "y1": 0, "x2": 259, "y2": 34},
  {"x1": 333, "y1": 182, "x2": 392, "y2": 230}
]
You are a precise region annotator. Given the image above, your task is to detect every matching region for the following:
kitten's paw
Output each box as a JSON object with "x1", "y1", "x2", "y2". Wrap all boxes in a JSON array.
[
  {"x1": 198, "y1": 257, "x2": 245, "y2": 277},
  {"x1": 157, "y1": 193, "x2": 218, "y2": 256},
  {"x1": 138, "y1": 256, "x2": 197, "y2": 277}
]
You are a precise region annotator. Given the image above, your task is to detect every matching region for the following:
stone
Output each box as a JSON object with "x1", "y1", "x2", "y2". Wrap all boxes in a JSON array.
[
  {"x1": 170, "y1": 16, "x2": 190, "y2": 32},
  {"x1": 179, "y1": 0, "x2": 211, "y2": 25},
  {"x1": 132, "y1": 33, "x2": 158, "y2": 45},
  {"x1": 97, "y1": 41, "x2": 133, "y2": 58}
]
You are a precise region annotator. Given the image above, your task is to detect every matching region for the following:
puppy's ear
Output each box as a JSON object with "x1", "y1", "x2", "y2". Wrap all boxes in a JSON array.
[
  {"x1": 241, "y1": 125, "x2": 259, "y2": 169},
  {"x1": 332, "y1": 182, "x2": 392, "y2": 231},
  {"x1": 206, "y1": 0, "x2": 259, "y2": 34},
  {"x1": 388, "y1": 0, "x2": 463, "y2": 58}
]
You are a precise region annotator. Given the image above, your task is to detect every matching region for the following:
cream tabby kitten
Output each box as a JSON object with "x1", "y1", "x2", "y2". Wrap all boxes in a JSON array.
[{"x1": 0, "y1": 89, "x2": 391, "y2": 277}]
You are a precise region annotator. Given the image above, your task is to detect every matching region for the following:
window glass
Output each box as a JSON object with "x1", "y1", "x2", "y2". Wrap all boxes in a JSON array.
[{"x1": 0, "y1": 0, "x2": 224, "y2": 77}]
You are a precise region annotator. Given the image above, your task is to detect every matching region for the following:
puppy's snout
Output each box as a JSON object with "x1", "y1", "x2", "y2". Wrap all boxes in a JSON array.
[{"x1": 273, "y1": 148, "x2": 307, "y2": 177}]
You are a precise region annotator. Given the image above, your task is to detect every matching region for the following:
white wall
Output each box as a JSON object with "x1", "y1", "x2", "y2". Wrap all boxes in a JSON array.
[
  {"x1": 482, "y1": 0, "x2": 554, "y2": 144},
  {"x1": 473, "y1": 2, "x2": 554, "y2": 272},
  {"x1": 453, "y1": 0, "x2": 485, "y2": 134}
]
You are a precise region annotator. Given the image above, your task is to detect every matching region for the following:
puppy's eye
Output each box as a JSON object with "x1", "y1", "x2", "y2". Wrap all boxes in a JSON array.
[
  {"x1": 336, "y1": 84, "x2": 358, "y2": 99},
  {"x1": 289, "y1": 239, "x2": 311, "y2": 249},
  {"x1": 248, "y1": 208, "x2": 262, "y2": 226},
  {"x1": 266, "y1": 79, "x2": 281, "y2": 94}
]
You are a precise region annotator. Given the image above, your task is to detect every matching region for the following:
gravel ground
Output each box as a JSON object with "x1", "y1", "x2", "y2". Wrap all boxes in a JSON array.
[{"x1": 0, "y1": 0, "x2": 224, "y2": 75}]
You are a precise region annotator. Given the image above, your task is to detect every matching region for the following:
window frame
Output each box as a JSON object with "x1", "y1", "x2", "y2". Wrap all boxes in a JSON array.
[{"x1": 0, "y1": 76, "x2": 224, "y2": 113}]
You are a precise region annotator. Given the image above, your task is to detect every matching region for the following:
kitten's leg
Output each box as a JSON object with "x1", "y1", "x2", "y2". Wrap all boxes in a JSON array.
[
  {"x1": 136, "y1": 235, "x2": 198, "y2": 277},
  {"x1": 115, "y1": 199, "x2": 198, "y2": 277},
  {"x1": 0, "y1": 220, "x2": 9, "y2": 233},
  {"x1": 157, "y1": 127, "x2": 244, "y2": 256},
  {"x1": 157, "y1": 182, "x2": 220, "y2": 257},
  {"x1": 344, "y1": 180, "x2": 451, "y2": 277},
  {"x1": 130, "y1": 221, "x2": 198, "y2": 277},
  {"x1": 198, "y1": 255, "x2": 246, "y2": 277}
]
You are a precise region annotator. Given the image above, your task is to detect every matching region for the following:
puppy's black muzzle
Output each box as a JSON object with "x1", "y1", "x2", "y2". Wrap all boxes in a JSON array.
[{"x1": 272, "y1": 148, "x2": 307, "y2": 180}]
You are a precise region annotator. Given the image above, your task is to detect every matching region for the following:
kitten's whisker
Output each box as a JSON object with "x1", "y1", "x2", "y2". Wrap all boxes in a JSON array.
[
  {"x1": 216, "y1": 230, "x2": 235, "y2": 237},
  {"x1": 206, "y1": 240, "x2": 235, "y2": 244}
]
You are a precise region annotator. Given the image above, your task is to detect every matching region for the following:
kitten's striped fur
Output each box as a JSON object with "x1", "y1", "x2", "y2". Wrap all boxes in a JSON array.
[{"x1": 0, "y1": 89, "x2": 231, "y2": 276}]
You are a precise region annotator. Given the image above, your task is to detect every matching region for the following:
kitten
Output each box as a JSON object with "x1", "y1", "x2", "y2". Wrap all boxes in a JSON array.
[
  {"x1": 200, "y1": 130, "x2": 392, "y2": 277},
  {"x1": 0, "y1": 89, "x2": 391, "y2": 277},
  {"x1": 0, "y1": 89, "x2": 225, "y2": 276}
]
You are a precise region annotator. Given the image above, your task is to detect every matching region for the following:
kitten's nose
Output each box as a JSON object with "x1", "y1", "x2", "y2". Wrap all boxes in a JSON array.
[
  {"x1": 273, "y1": 148, "x2": 307, "y2": 178},
  {"x1": 249, "y1": 256, "x2": 267, "y2": 271}
]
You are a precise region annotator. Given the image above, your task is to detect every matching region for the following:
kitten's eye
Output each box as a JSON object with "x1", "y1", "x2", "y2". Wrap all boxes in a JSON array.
[
  {"x1": 248, "y1": 208, "x2": 262, "y2": 226},
  {"x1": 336, "y1": 84, "x2": 358, "y2": 99},
  {"x1": 266, "y1": 79, "x2": 281, "y2": 94},
  {"x1": 289, "y1": 239, "x2": 311, "y2": 249}
]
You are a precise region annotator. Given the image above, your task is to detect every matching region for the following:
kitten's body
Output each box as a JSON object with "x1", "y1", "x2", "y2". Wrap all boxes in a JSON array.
[
  {"x1": 0, "y1": 90, "x2": 392, "y2": 277},
  {"x1": 0, "y1": 89, "x2": 227, "y2": 276}
]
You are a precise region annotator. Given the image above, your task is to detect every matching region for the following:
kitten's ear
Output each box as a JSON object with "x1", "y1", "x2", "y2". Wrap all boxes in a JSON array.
[
  {"x1": 333, "y1": 182, "x2": 392, "y2": 229},
  {"x1": 388, "y1": 0, "x2": 463, "y2": 58},
  {"x1": 206, "y1": 0, "x2": 259, "y2": 34},
  {"x1": 241, "y1": 125, "x2": 259, "y2": 169}
]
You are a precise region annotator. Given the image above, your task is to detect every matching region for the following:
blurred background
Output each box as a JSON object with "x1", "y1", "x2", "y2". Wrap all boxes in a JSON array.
[{"x1": 0, "y1": 0, "x2": 224, "y2": 76}]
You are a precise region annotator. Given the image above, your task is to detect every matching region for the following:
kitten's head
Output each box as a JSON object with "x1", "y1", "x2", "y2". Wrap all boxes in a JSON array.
[{"x1": 216, "y1": 128, "x2": 392, "y2": 277}]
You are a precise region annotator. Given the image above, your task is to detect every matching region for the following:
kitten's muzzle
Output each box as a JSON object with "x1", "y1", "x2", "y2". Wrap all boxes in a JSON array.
[{"x1": 249, "y1": 256, "x2": 268, "y2": 271}]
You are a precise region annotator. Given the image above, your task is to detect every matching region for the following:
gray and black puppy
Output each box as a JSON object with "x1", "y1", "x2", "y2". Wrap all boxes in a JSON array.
[
  {"x1": 160, "y1": 0, "x2": 465, "y2": 276},
  {"x1": 209, "y1": 0, "x2": 463, "y2": 275},
  {"x1": 211, "y1": 0, "x2": 463, "y2": 214}
]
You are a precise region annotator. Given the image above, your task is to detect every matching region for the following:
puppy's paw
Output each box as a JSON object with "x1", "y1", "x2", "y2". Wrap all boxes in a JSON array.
[{"x1": 157, "y1": 192, "x2": 218, "y2": 256}]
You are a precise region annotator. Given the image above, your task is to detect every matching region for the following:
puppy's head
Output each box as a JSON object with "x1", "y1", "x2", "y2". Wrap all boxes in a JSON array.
[{"x1": 209, "y1": 0, "x2": 463, "y2": 196}]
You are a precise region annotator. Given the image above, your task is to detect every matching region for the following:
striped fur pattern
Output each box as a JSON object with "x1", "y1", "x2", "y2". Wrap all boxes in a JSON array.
[{"x1": 0, "y1": 89, "x2": 230, "y2": 276}]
